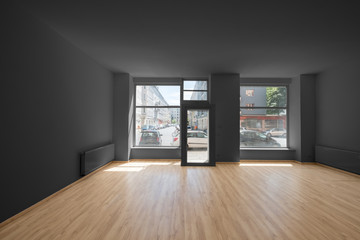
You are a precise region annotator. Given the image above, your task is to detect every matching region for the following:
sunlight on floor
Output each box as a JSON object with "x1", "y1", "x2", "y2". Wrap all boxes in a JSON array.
[
  {"x1": 239, "y1": 163, "x2": 293, "y2": 167},
  {"x1": 104, "y1": 161, "x2": 178, "y2": 172},
  {"x1": 104, "y1": 166, "x2": 144, "y2": 172},
  {"x1": 121, "y1": 162, "x2": 172, "y2": 167}
]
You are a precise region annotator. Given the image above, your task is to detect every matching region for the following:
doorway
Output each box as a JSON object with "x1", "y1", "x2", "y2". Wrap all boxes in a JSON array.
[{"x1": 181, "y1": 104, "x2": 215, "y2": 166}]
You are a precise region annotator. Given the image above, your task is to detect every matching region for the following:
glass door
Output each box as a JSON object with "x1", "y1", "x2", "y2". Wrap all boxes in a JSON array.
[{"x1": 181, "y1": 104, "x2": 215, "y2": 166}]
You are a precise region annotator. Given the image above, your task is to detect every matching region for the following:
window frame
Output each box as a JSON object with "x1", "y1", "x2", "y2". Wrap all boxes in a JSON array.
[
  {"x1": 182, "y1": 79, "x2": 209, "y2": 102},
  {"x1": 133, "y1": 83, "x2": 181, "y2": 148},
  {"x1": 240, "y1": 84, "x2": 289, "y2": 149},
  {"x1": 132, "y1": 78, "x2": 210, "y2": 148}
]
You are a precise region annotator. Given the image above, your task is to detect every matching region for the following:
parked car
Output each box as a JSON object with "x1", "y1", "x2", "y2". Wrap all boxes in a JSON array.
[
  {"x1": 240, "y1": 130, "x2": 281, "y2": 147},
  {"x1": 187, "y1": 130, "x2": 208, "y2": 149},
  {"x1": 265, "y1": 128, "x2": 286, "y2": 138},
  {"x1": 139, "y1": 130, "x2": 162, "y2": 146},
  {"x1": 240, "y1": 127, "x2": 247, "y2": 131},
  {"x1": 141, "y1": 125, "x2": 155, "y2": 131}
]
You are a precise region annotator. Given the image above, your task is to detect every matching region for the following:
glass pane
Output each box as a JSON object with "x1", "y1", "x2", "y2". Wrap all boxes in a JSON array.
[
  {"x1": 187, "y1": 109, "x2": 209, "y2": 163},
  {"x1": 135, "y1": 108, "x2": 180, "y2": 147},
  {"x1": 240, "y1": 86, "x2": 287, "y2": 107},
  {"x1": 183, "y1": 91, "x2": 207, "y2": 101},
  {"x1": 136, "y1": 85, "x2": 180, "y2": 106},
  {"x1": 183, "y1": 80, "x2": 207, "y2": 90},
  {"x1": 240, "y1": 109, "x2": 287, "y2": 148}
]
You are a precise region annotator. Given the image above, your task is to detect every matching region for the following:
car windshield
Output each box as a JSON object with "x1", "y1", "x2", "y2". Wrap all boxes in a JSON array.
[
  {"x1": 187, "y1": 133, "x2": 196, "y2": 137},
  {"x1": 142, "y1": 132, "x2": 158, "y2": 138},
  {"x1": 256, "y1": 132, "x2": 267, "y2": 140},
  {"x1": 197, "y1": 132, "x2": 207, "y2": 138}
]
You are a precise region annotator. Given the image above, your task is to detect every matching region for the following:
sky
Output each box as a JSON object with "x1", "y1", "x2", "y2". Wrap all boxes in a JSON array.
[{"x1": 157, "y1": 86, "x2": 180, "y2": 105}]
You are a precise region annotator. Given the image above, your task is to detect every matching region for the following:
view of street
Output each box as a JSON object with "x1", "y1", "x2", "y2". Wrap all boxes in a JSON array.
[
  {"x1": 136, "y1": 126, "x2": 286, "y2": 148},
  {"x1": 135, "y1": 126, "x2": 178, "y2": 146},
  {"x1": 273, "y1": 136, "x2": 286, "y2": 147}
]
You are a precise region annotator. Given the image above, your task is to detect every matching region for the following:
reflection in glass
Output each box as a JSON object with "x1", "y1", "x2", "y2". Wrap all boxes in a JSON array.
[
  {"x1": 240, "y1": 110, "x2": 287, "y2": 148},
  {"x1": 183, "y1": 81, "x2": 207, "y2": 90},
  {"x1": 187, "y1": 110, "x2": 209, "y2": 163},
  {"x1": 183, "y1": 91, "x2": 207, "y2": 101}
]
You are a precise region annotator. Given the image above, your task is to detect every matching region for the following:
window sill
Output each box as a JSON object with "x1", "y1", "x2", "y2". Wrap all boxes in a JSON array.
[
  {"x1": 240, "y1": 148, "x2": 294, "y2": 151},
  {"x1": 132, "y1": 147, "x2": 180, "y2": 150}
]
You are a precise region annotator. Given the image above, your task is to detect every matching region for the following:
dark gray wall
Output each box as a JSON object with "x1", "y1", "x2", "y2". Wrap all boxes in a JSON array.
[
  {"x1": 315, "y1": 60, "x2": 360, "y2": 173},
  {"x1": 300, "y1": 75, "x2": 316, "y2": 162},
  {"x1": 210, "y1": 73, "x2": 240, "y2": 162},
  {"x1": 0, "y1": 4, "x2": 113, "y2": 222},
  {"x1": 240, "y1": 149, "x2": 295, "y2": 160},
  {"x1": 289, "y1": 76, "x2": 302, "y2": 161},
  {"x1": 131, "y1": 148, "x2": 181, "y2": 159},
  {"x1": 113, "y1": 73, "x2": 133, "y2": 161},
  {"x1": 316, "y1": 61, "x2": 360, "y2": 152},
  {"x1": 288, "y1": 75, "x2": 316, "y2": 162}
]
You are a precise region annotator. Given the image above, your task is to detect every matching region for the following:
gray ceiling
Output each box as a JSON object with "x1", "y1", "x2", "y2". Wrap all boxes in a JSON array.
[{"x1": 18, "y1": 1, "x2": 360, "y2": 78}]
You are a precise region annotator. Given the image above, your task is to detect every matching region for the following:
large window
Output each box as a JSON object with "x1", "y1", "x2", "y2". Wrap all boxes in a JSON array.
[
  {"x1": 240, "y1": 86, "x2": 287, "y2": 148},
  {"x1": 135, "y1": 85, "x2": 181, "y2": 147}
]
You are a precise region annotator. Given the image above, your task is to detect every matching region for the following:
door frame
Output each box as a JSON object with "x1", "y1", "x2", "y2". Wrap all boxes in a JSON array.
[{"x1": 181, "y1": 103, "x2": 215, "y2": 166}]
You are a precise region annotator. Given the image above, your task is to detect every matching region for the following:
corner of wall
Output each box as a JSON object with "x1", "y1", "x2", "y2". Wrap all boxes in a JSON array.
[
  {"x1": 300, "y1": 74, "x2": 316, "y2": 162},
  {"x1": 113, "y1": 73, "x2": 132, "y2": 161},
  {"x1": 289, "y1": 74, "x2": 316, "y2": 162}
]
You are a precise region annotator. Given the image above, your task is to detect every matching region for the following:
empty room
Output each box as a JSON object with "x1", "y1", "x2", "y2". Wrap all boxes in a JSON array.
[{"x1": 1, "y1": 1, "x2": 360, "y2": 239}]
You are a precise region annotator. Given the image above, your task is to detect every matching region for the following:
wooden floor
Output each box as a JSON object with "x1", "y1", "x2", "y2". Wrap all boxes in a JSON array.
[{"x1": 1, "y1": 161, "x2": 360, "y2": 240}]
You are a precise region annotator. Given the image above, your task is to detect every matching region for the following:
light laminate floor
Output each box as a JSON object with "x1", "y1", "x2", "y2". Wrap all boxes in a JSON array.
[{"x1": 1, "y1": 160, "x2": 360, "y2": 240}]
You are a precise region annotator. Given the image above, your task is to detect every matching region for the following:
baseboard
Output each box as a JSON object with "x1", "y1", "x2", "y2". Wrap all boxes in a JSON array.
[
  {"x1": 315, "y1": 145, "x2": 360, "y2": 175},
  {"x1": 293, "y1": 161, "x2": 317, "y2": 165},
  {"x1": 316, "y1": 162, "x2": 360, "y2": 178}
]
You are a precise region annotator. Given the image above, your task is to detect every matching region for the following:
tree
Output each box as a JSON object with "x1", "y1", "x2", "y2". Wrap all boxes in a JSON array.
[{"x1": 266, "y1": 87, "x2": 286, "y2": 114}]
